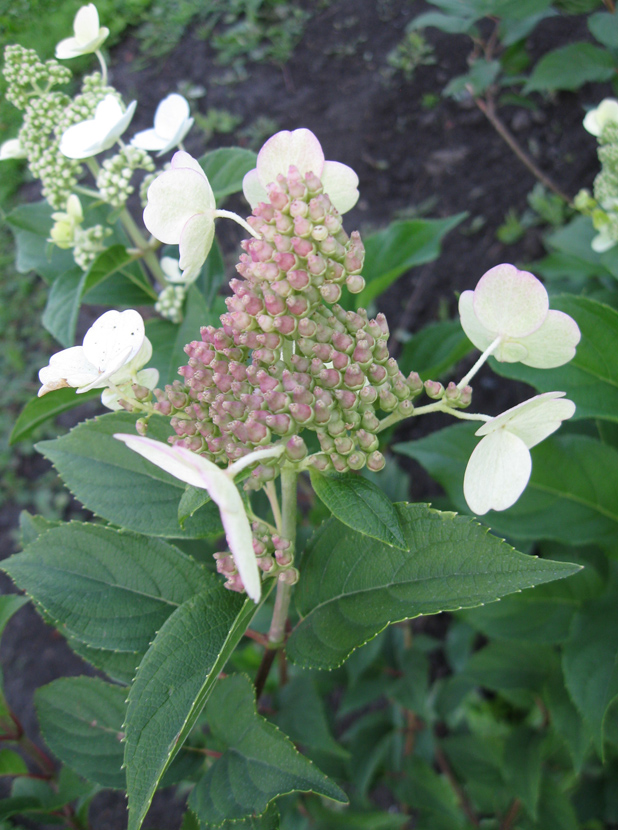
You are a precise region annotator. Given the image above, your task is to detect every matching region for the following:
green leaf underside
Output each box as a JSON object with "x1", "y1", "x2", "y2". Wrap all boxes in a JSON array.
[
  {"x1": 36, "y1": 411, "x2": 223, "y2": 538},
  {"x1": 287, "y1": 503, "x2": 579, "y2": 670},
  {"x1": 310, "y1": 471, "x2": 407, "y2": 550},
  {"x1": 396, "y1": 427, "x2": 618, "y2": 545},
  {"x1": 562, "y1": 595, "x2": 618, "y2": 754},
  {"x1": 491, "y1": 296, "x2": 618, "y2": 423},
  {"x1": 199, "y1": 147, "x2": 257, "y2": 203},
  {"x1": 356, "y1": 214, "x2": 467, "y2": 308},
  {"x1": 10, "y1": 387, "x2": 101, "y2": 445},
  {"x1": 189, "y1": 675, "x2": 347, "y2": 824},
  {"x1": 35, "y1": 677, "x2": 127, "y2": 789},
  {"x1": 524, "y1": 42, "x2": 616, "y2": 92},
  {"x1": 125, "y1": 588, "x2": 260, "y2": 830},
  {"x1": 2, "y1": 522, "x2": 213, "y2": 653}
]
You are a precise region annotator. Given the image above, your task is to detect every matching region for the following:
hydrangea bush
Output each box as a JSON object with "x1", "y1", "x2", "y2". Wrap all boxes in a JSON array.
[{"x1": 4, "y1": 5, "x2": 618, "y2": 829}]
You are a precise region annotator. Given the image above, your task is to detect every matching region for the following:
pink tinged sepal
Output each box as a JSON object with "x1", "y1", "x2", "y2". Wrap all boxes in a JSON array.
[
  {"x1": 473, "y1": 264, "x2": 548, "y2": 338},
  {"x1": 242, "y1": 128, "x2": 359, "y2": 214},
  {"x1": 112, "y1": 436, "x2": 285, "y2": 602}
]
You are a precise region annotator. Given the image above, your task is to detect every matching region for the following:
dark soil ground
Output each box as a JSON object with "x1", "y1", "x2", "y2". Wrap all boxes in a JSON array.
[{"x1": 0, "y1": 1, "x2": 609, "y2": 827}]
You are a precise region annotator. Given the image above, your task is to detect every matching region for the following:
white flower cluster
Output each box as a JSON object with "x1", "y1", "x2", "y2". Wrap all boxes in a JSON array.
[
  {"x1": 155, "y1": 284, "x2": 186, "y2": 324},
  {"x1": 73, "y1": 223, "x2": 112, "y2": 270},
  {"x1": 96, "y1": 145, "x2": 155, "y2": 208},
  {"x1": 2, "y1": 44, "x2": 71, "y2": 109},
  {"x1": 579, "y1": 98, "x2": 618, "y2": 252}
]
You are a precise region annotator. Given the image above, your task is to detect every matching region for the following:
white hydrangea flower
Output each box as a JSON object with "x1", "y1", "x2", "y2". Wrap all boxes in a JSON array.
[
  {"x1": 60, "y1": 95, "x2": 137, "y2": 160},
  {"x1": 463, "y1": 392, "x2": 576, "y2": 516},
  {"x1": 101, "y1": 367, "x2": 160, "y2": 411},
  {"x1": 113, "y1": 436, "x2": 286, "y2": 602},
  {"x1": 583, "y1": 98, "x2": 618, "y2": 137},
  {"x1": 38, "y1": 309, "x2": 149, "y2": 397},
  {"x1": 243, "y1": 128, "x2": 359, "y2": 214},
  {"x1": 56, "y1": 4, "x2": 109, "y2": 59},
  {"x1": 0, "y1": 138, "x2": 28, "y2": 160},
  {"x1": 459, "y1": 264, "x2": 581, "y2": 368},
  {"x1": 143, "y1": 151, "x2": 216, "y2": 281},
  {"x1": 131, "y1": 94, "x2": 194, "y2": 156}
]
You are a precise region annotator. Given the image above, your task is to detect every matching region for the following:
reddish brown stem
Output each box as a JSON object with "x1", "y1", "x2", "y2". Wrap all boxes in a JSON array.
[
  {"x1": 254, "y1": 647, "x2": 278, "y2": 701},
  {"x1": 435, "y1": 745, "x2": 480, "y2": 827},
  {"x1": 500, "y1": 798, "x2": 522, "y2": 830},
  {"x1": 473, "y1": 95, "x2": 572, "y2": 204}
]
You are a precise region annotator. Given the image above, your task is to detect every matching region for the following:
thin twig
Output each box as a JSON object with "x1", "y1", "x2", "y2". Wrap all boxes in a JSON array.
[
  {"x1": 500, "y1": 798, "x2": 522, "y2": 830},
  {"x1": 473, "y1": 95, "x2": 571, "y2": 204},
  {"x1": 254, "y1": 647, "x2": 277, "y2": 701},
  {"x1": 435, "y1": 745, "x2": 480, "y2": 827}
]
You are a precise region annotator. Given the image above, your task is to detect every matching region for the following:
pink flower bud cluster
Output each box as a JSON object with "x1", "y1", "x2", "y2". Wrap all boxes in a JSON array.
[
  {"x1": 214, "y1": 522, "x2": 298, "y2": 593},
  {"x1": 153, "y1": 167, "x2": 429, "y2": 480}
]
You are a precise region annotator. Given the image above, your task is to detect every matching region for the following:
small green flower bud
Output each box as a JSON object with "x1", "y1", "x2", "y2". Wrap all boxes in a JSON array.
[{"x1": 367, "y1": 451, "x2": 386, "y2": 472}]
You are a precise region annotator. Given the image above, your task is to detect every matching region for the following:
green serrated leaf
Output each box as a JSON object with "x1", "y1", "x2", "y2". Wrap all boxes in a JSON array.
[
  {"x1": 563, "y1": 594, "x2": 618, "y2": 755},
  {"x1": 41, "y1": 266, "x2": 85, "y2": 347},
  {"x1": 0, "y1": 750, "x2": 27, "y2": 777},
  {"x1": 524, "y1": 42, "x2": 616, "y2": 93},
  {"x1": 354, "y1": 214, "x2": 466, "y2": 308},
  {"x1": 36, "y1": 411, "x2": 222, "y2": 538},
  {"x1": 189, "y1": 674, "x2": 347, "y2": 824},
  {"x1": 276, "y1": 676, "x2": 349, "y2": 758},
  {"x1": 200, "y1": 803, "x2": 280, "y2": 829},
  {"x1": 2, "y1": 522, "x2": 212, "y2": 654},
  {"x1": 309, "y1": 471, "x2": 406, "y2": 550},
  {"x1": 18, "y1": 511, "x2": 60, "y2": 548},
  {"x1": 394, "y1": 757, "x2": 463, "y2": 826},
  {"x1": 5, "y1": 201, "x2": 75, "y2": 281},
  {"x1": 125, "y1": 588, "x2": 261, "y2": 830},
  {"x1": 178, "y1": 486, "x2": 212, "y2": 527},
  {"x1": 10, "y1": 387, "x2": 101, "y2": 445},
  {"x1": 491, "y1": 295, "x2": 618, "y2": 423},
  {"x1": 35, "y1": 677, "x2": 127, "y2": 789},
  {"x1": 396, "y1": 427, "x2": 618, "y2": 544},
  {"x1": 199, "y1": 147, "x2": 257, "y2": 203},
  {"x1": 589, "y1": 10, "x2": 618, "y2": 49},
  {"x1": 544, "y1": 666, "x2": 592, "y2": 772},
  {"x1": 287, "y1": 503, "x2": 580, "y2": 670},
  {"x1": 398, "y1": 319, "x2": 473, "y2": 381}
]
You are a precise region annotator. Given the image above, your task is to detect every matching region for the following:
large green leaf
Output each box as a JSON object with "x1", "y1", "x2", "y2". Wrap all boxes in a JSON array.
[
  {"x1": 589, "y1": 10, "x2": 618, "y2": 48},
  {"x1": 464, "y1": 641, "x2": 558, "y2": 692},
  {"x1": 199, "y1": 147, "x2": 257, "y2": 203},
  {"x1": 35, "y1": 677, "x2": 127, "y2": 789},
  {"x1": 562, "y1": 593, "x2": 618, "y2": 754},
  {"x1": 36, "y1": 411, "x2": 223, "y2": 538},
  {"x1": 396, "y1": 426, "x2": 618, "y2": 544},
  {"x1": 197, "y1": 804, "x2": 280, "y2": 830},
  {"x1": 398, "y1": 319, "x2": 473, "y2": 381},
  {"x1": 188, "y1": 674, "x2": 347, "y2": 824},
  {"x1": 354, "y1": 214, "x2": 466, "y2": 308},
  {"x1": 275, "y1": 676, "x2": 349, "y2": 758},
  {"x1": 10, "y1": 387, "x2": 101, "y2": 445},
  {"x1": 309, "y1": 470, "x2": 407, "y2": 550},
  {"x1": 524, "y1": 42, "x2": 616, "y2": 92},
  {"x1": 2, "y1": 522, "x2": 212, "y2": 653},
  {"x1": 287, "y1": 503, "x2": 579, "y2": 669},
  {"x1": 124, "y1": 588, "x2": 260, "y2": 830},
  {"x1": 491, "y1": 296, "x2": 618, "y2": 423},
  {"x1": 41, "y1": 266, "x2": 85, "y2": 347},
  {"x1": 4, "y1": 201, "x2": 75, "y2": 281}
]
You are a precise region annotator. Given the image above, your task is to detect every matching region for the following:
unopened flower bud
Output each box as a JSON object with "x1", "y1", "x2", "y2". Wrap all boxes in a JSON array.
[
  {"x1": 310, "y1": 453, "x2": 331, "y2": 472},
  {"x1": 347, "y1": 451, "x2": 366, "y2": 470},
  {"x1": 286, "y1": 434, "x2": 308, "y2": 460},
  {"x1": 331, "y1": 453, "x2": 349, "y2": 473},
  {"x1": 367, "y1": 451, "x2": 386, "y2": 472},
  {"x1": 279, "y1": 568, "x2": 299, "y2": 585},
  {"x1": 396, "y1": 400, "x2": 414, "y2": 418},
  {"x1": 361, "y1": 409, "x2": 380, "y2": 431},
  {"x1": 359, "y1": 385, "x2": 378, "y2": 405},
  {"x1": 289, "y1": 403, "x2": 313, "y2": 424},
  {"x1": 320, "y1": 283, "x2": 342, "y2": 304},
  {"x1": 136, "y1": 418, "x2": 149, "y2": 436},
  {"x1": 379, "y1": 388, "x2": 398, "y2": 412},
  {"x1": 424, "y1": 380, "x2": 444, "y2": 399},
  {"x1": 407, "y1": 371, "x2": 424, "y2": 396}
]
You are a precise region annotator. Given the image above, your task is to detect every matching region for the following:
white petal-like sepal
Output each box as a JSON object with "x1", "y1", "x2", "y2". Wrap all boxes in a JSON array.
[
  {"x1": 60, "y1": 95, "x2": 136, "y2": 159},
  {"x1": 113, "y1": 435, "x2": 271, "y2": 602},
  {"x1": 131, "y1": 94, "x2": 193, "y2": 156},
  {"x1": 476, "y1": 392, "x2": 576, "y2": 449},
  {"x1": 464, "y1": 430, "x2": 532, "y2": 516},
  {"x1": 55, "y1": 4, "x2": 109, "y2": 59},
  {"x1": 583, "y1": 98, "x2": 618, "y2": 137}
]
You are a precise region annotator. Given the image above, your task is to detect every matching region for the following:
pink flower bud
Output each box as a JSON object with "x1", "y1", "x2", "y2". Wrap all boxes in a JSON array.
[
  {"x1": 305, "y1": 171, "x2": 323, "y2": 194},
  {"x1": 346, "y1": 274, "x2": 365, "y2": 294},
  {"x1": 343, "y1": 363, "x2": 366, "y2": 390},
  {"x1": 272, "y1": 279, "x2": 292, "y2": 298},
  {"x1": 286, "y1": 294, "x2": 310, "y2": 317},
  {"x1": 366, "y1": 451, "x2": 386, "y2": 472},
  {"x1": 265, "y1": 390, "x2": 289, "y2": 413},
  {"x1": 326, "y1": 260, "x2": 345, "y2": 282},
  {"x1": 257, "y1": 370, "x2": 280, "y2": 393},
  {"x1": 266, "y1": 413, "x2": 292, "y2": 435},
  {"x1": 310, "y1": 453, "x2": 331, "y2": 472},
  {"x1": 275, "y1": 548, "x2": 293, "y2": 567},
  {"x1": 324, "y1": 213, "x2": 343, "y2": 235},
  {"x1": 397, "y1": 400, "x2": 414, "y2": 418},
  {"x1": 332, "y1": 331, "x2": 354, "y2": 353},
  {"x1": 424, "y1": 380, "x2": 444, "y2": 400},
  {"x1": 274, "y1": 315, "x2": 297, "y2": 335},
  {"x1": 214, "y1": 552, "x2": 236, "y2": 576},
  {"x1": 273, "y1": 233, "x2": 292, "y2": 252},
  {"x1": 255, "y1": 199, "x2": 276, "y2": 220},
  {"x1": 291, "y1": 237, "x2": 315, "y2": 258},
  {"x1": 361, "y1": 409, "x2": 380, "y2": 431},
  {"x1": 348, "y1": 452, "x2": 366, "y2": 470},
  {"x1": 357, "y1": 429, "x2": 379, "y2": 452},
  {"x1": 379, "y1": 388, "x2": 398, "y2": 412},
  {"x1": 313, "y1": 342, "x2": 333, "y2": 362},
  {"x1": 334, "y1": 435, "x2": 354, "y2": 455},
  {"x1": 294, "y1": 215, "x2": 312, "y2": 237},
  {"x1": 290, "y1": 354, "x2": 311, "y2": 372},
  {"x1": 314, "y1": 400, "x2": 331, "y2": 424},
  {"x1": 331, "y1": 454, "x2": 349, "y2": 473},
  {"x1": 368, "y1": 364, "x2": 387, "y2": 384},
  {"x1": 273, "y1": 250, "x2": 296, "y2": 272},
  {"x1": 245, "y1": 419, "x2": 270, "y2": 444},
  {"x1": 287, "y1": 269, "x2": 310, "y2": 291},
  {"x1": 320, "y1": 283, "x2": 342, "y2": 304},
  {"x1": 345, "y1": 311, "x2": 365, "y2": 332},
  {"x1": 285, "y1": 434, "x2": 308, "y2": 460},
  {"x1": 359, "y1": 385, "x2": 378, "y2": 405},
  {"x1": 332, "y1": 350, "x2": 350, "y2": 370},
  {"x1": 459, "y1": 385, "x2": 472, "y2": 407},
  {"x1": 258, "y1": 556, "x2": 275, "y2": 572},
  {"x1": 373, "y1": 342, "x2": 390, "y2": 363},
  {"x1": 334, "y1": 388, "x2": 357, "y2": 409},
  {"x1": 320, "y1": 367, "x2": 342, "y2": 389},
  {"x1": 136, "y1": 418, "x2": 149, "y2": 436},
  {"x1": 266, "y1": 186, "x2": 289, "y2": 211},
  {"x1": 290, "y1": 199, "x2": 309, "y2": 217},
  {"x1": 308, "y1": 198, "x2": 325, "y2": 222},
  {"x1": 279, "y1": 567, "x2": 299, "y2": 585},
  {"x1": 353, "y1": 344, "x2": 373, "y2": 365}
]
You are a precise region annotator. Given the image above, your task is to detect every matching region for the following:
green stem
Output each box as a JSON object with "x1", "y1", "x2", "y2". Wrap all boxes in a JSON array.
[
  {"x1": 118, "y1": 209, "x2": 167, "y2": 285},
  {"x1": 267, "y1": 466, "x2": 297, "y2": 648},
  {"x1": 95, "y1": 50, "x2": 108, "y2": 86},
  {"x1": 376, "y1": 400, "x2": 491, "y2": 434}
]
